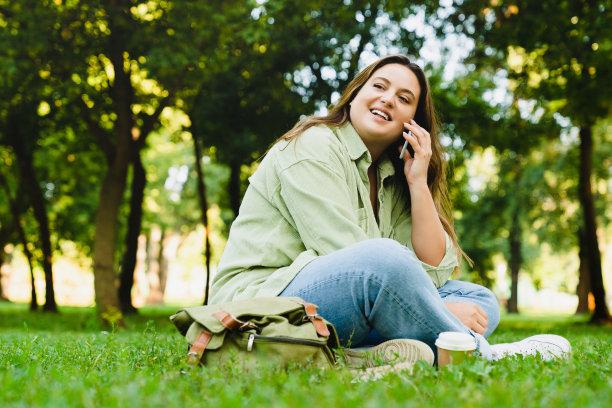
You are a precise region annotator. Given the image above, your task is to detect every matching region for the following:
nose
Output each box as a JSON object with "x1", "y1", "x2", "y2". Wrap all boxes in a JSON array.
[{"x1": 379, "y1": 92, "x2": 393, "y2": 107}]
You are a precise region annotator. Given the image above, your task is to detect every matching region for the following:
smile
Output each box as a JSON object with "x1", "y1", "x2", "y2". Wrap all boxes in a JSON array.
[{"x1": 370, "y1": 109, "x2": 390, "y2": 121}]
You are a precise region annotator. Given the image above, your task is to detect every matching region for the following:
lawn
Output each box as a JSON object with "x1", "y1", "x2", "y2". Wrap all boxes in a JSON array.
[{"x1": 1, "y1": 302, "x2": 610, "y2": 408}]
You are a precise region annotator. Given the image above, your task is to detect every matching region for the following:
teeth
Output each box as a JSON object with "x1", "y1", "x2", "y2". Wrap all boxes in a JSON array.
[{"x1": 371, "y1": 109, "x2": 390, "y2": 121}]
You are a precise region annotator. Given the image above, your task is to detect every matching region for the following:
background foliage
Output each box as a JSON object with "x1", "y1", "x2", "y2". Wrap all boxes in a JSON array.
[{"x1": 0, "y1": 0, "x2": 610, "y2": 324}]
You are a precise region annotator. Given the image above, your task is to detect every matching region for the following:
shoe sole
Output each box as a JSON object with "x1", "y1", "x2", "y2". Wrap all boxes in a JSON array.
[
  {"x1": 351, "y1": 361, "x2": 418, "y2": 382},
  {"x1": 343, "y1": 339, "x2": 435, "y2": 368}
]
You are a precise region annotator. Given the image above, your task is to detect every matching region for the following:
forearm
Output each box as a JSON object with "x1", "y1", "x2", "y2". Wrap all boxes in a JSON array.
[{"x1": 409, "y1": 182, "x2": 446, "y2": 266}]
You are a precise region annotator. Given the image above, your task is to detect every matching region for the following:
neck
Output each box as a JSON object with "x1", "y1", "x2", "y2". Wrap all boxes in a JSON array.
[{"x1": 365, "y1": 144, "x2": 386, "y2": 165}]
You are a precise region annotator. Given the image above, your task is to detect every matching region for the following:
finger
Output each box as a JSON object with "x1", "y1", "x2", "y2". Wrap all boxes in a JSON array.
[
  {"x1": 476, "y1": 314, "x2": 488, "y2": 331},
  {"x1": 404, "y1": 120, "x2": 430, "y2": 140},
  {"x1": 405, "y1": 119, "x2": 424, "y2": 131},
  {"x1": 411, "y1": 129, "x2": 431, "y2": 151},
  {"x1": 475, "y1": 305, "x2": 488, "y2": 325},
  {"x1": 403, "y1": 129, "x2": 420, "y2": 149},
  {"x1": 403, "y1": 122, "x2": 430, "y2": 154},
  {"x1": 472, "y1": 321, "x2": 487, "y2": 335}
]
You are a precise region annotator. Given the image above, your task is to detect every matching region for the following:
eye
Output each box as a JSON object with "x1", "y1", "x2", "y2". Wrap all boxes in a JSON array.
[
  {"x1": 399, "y1": 95, "x2": 410, "y2": 104},
  {"x1": 373, "y1": 83, "x2": 384, "y2": 90}
]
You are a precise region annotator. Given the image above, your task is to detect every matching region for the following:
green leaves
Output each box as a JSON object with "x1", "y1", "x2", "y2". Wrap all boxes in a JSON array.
[{"x1": 447, "y1": 0, "x2": 612, "y2": 125}]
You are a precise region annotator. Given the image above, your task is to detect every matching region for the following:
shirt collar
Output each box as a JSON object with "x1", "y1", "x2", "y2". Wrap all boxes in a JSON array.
[
  {"x1": 335, "y1": 122, "x2": 397, "y2": 180},
  {"x1": 379, "y1": 156, "x2": 396, "y2": 180},
  {"x1": 335, "y1": 122, "x2": 370, "y2": 161}
]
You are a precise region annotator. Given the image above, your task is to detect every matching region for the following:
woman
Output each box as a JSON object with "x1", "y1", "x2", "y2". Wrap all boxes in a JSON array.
[{"x1": 210, "y1": 55, "x2": 570, "y2": 368}]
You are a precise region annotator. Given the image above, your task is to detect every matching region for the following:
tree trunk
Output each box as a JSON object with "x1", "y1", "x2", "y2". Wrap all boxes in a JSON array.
[
  {"x1": 118, "y1": 148, "x2": 146, "y2": 315},
  {"x1": 0, "y1": 172, "x2": 37, "y2": 310},
  {"x1": 6, "y1": 105, "x2": 57, "y2": 312},
  {"x1": 577, "y1": 124, "x2": 610, "y2": 323},
  {"x1": 0, "y1": 253, "x2": 11, "y2": 302},
  {"x1": 15, "y1": 152, "x2": 57, "y2": 312},
  {"x1": 507, "y1": 206, "x2": 521, "y2": 314},
  {"x1": 93, "y1": 168, "x2": 129, "y2": 325},
  {"x1": 0, "y1": 194, "x2": 13, "y2": 302},
  {"x1": 146, "y1": 227, "x2": 165, "y2": 305},
  {"x1": 22, "y1": 227, "x2": 38, "y2": 311},
  {"x1": 92, "y1": 2, "x2": 133, "y2": 327},
  {"x1": 159, "y1": 232, "x2": 170, "y2": 296},
  {"x1": 0, "y1": 249, "x2": 7, "y2": 301},
  {"x1": 229, "y1": 161, "x2": 242, "y2": 219},
  {"x1": 575, "y1": 227, "x2": 591, "y2": 314},
  {"x1": 192, "y1": 135, "x2": 212, "y2": 304},
  {"x1": 15, "y1": 217, "x2": 38, "y2": 311},
  {"x1": 91, "y1": 125, "x2": 130, "y2": 324}
]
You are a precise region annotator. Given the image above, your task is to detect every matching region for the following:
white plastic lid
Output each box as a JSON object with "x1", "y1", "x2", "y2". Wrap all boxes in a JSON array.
[{"x1": 435, "y1": 331, "x2": 477, "y2": 351}]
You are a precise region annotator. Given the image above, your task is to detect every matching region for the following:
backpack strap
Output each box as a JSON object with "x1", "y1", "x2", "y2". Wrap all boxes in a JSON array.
[
  {"x1": 298, "y1": 300, "x2": 330, "y2": 337},
  {"x1": 187, "y1": 330, "x2": 213, "y2": 365},
  {"x1": 213, "y1": 310, "x2": 259, "y2": 332}
]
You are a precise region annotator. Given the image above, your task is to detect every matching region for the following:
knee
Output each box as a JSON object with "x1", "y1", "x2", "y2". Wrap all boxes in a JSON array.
[
  {"x1": 353, "y1": 239, "x2": 432, "y2": 295},
  {"x1": 358, "y1": 239, "x2": 425, "y2": 278},
  {"x1": 359, "y1": 237, "x2": 405, "y2": 257}
]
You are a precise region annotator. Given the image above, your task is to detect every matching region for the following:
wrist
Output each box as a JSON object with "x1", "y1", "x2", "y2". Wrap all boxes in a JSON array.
[{"x1": 407, "y1": 180, "x2": 430, "y2": 193}]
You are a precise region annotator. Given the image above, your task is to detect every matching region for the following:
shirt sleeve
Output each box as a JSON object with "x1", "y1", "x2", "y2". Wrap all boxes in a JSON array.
[
  {"x1": 414, "y1": 233, "x2": 458, "y2": 287},
  {"x1": 390, "y1": 196, "x2": 459, "y2": 288},
  {"x1": 276, "y1": 157, "x2": 369, "y2": 256}
]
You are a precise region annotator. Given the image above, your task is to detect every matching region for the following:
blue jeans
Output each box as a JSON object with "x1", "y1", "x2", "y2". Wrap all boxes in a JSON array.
[{"x1": 280, "y1": 238, "x2": 499, "y2": 358}]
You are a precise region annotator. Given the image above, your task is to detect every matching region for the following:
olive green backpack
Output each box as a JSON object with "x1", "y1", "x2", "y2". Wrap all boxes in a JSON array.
[{"x1": 170, "y1": 297, "x2": 339, "y2": 368}]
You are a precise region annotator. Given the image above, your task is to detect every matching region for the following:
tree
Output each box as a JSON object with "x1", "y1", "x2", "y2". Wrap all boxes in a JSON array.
[
  {"x1": 191, "y1": 1, "x2": 433, "y2": 219},
  {"x1": 191, "y1": 134, "x2": 212, "y2": 304},
  {"x1": 444, "y1": 0, "x2": 611, "y2": 322},
  {"x1": 526, "y1": 118, "x2": 612, "y2": 314},
  {"x1": 0, "y1": 2, "x2": 60, "y2": 311},
  {"x1": 113, "y1": 0, "x2": 234, "y2": 313},
  {"x1": 36, "y1": 0, "x2": 232, "y2": 325},
  {"x1": 428, "y1": 51, "x2": 562, "y2": 310},
  {"x1": 0, "y1": 170, "x2": 38, "y2": 310}
]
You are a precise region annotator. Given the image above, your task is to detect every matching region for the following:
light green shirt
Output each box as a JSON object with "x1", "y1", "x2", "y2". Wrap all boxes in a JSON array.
[{"x1": 210, "y1": 122, "x2": 458, "y2": 304}]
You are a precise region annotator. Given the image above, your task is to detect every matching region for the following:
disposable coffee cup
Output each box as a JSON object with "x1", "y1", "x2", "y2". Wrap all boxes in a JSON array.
[{"x1": 435, "y1": 332, "x2": 477, "y2": 368}]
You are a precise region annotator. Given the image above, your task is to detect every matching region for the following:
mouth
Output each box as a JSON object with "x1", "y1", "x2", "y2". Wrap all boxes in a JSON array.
[{"x1": 370, "y1": 109, "x2": 391, "y2": 121}]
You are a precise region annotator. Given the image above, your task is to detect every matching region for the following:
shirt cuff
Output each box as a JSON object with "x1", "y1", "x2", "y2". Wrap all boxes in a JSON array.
[{"x1": 418, "y1": 233, "x2": 458, "y2": 288}]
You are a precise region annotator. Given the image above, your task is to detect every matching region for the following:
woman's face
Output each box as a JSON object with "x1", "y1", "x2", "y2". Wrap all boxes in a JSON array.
[{"x1": 349, "y1": 63, "x2": 421, "y2": 157}]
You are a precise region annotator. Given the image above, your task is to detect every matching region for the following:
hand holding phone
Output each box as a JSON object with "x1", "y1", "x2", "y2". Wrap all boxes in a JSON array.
[{"x1": 399, "y1": 129, "x2": 414, "y2": 159}]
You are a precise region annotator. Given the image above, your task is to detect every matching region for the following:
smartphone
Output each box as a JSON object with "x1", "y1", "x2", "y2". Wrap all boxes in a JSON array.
[{"x1": 398, "y1": 129, "x2": 414, "y2": 159}]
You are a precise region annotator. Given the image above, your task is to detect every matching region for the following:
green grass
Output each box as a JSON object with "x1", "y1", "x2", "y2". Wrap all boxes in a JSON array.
[{"x1": 1, "y1": 302, "x2": 610, "y2": 408}]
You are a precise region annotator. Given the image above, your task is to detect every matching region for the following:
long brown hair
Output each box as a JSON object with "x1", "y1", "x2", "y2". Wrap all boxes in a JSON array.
[{"x1": 277, "y1": 55, "x2": 470, "y2": 265}]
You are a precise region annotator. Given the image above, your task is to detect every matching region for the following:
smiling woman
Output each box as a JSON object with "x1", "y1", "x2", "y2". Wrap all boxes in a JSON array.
[
  {"x1": 209, "y1": 54, "x2": 571, "y2": 374},
  {"x1": 348, "y1": 64, "x2": 420, "y2": 161}
]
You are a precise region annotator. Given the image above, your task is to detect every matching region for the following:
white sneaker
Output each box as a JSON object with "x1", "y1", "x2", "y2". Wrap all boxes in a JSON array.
[
  {"x1": 343, "y1": 339, "x2": 434, "y2": 367},
  {"x1": 342, "y1": 339, "x2": 434, "y2": 381},
  {"x1": 490, "y1": 334, "x2": 571, "y2": 361}
]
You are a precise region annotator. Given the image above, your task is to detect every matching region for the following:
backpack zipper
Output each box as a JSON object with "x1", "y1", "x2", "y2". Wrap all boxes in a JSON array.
[{"x1": 246, "y1": 333, "x2": 327, "y2": 352}]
